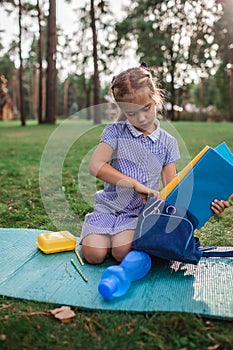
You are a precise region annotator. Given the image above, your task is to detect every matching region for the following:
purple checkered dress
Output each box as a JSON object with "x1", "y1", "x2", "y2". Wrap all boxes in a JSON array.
[{"x1": 81, "y1": 119, "x2": 180, "y2": 239}]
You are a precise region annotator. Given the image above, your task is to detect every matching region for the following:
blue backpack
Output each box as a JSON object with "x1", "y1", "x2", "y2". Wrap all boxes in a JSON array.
[{"x1": 132, "y1": 198, "x2": 233, "y2": 265}]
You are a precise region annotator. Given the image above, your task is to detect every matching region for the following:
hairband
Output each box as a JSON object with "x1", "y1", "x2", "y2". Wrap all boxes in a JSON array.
[{"x1": 140, "y1": 62, "x2": 148, "y2": 69}]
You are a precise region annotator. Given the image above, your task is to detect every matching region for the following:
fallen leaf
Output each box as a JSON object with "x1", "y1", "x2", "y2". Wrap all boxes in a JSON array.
[
  {"x1": 50, "y1": 307, "x2": 65, "y2": 315},
  {"x1": 50, "y1": 306, "x2": 76, "y2": 323}
]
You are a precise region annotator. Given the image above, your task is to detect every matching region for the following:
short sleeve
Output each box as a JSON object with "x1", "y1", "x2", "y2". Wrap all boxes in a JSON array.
[
  {"x1": 100, "y1": 123, "x2": 118, "y2": 151},
  {"x1": 164, "y1": 136, "x2": 180, "y2": 166}
]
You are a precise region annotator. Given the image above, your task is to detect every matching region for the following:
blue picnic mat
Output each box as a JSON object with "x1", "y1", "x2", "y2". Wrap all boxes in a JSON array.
[{"x1": 0, "y1": 228, "x2": 232, "y2": 320}]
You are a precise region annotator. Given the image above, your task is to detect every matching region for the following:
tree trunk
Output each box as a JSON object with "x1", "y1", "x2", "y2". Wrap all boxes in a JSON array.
[
  {"x1": 12, "y1": 68, "x2": 19, "y2": 118},
  {"x1": 37, "y1": 0, "x2": 43, "y2": 124},
  {"x1": 169, "y1": 48, "x2": 176, "y2": 121},
  {"x1": 90, "y1": 0, "x2": 101, "y2": 124},
  {"x1": 63, "y1": 78, "x2": 69, "y2": 117},
  {"x1": 18, "y1": 0, "x2": 25, "y2": 126},
  {"x1": 199, "y1": 78, "x2": 205, "y2": 121},
  {"x1": 31, "y1": 65, "x2": 38, "y2": 119},
  {"x1": 45, "y1": 0, "x2": 57, "y2": 124}
]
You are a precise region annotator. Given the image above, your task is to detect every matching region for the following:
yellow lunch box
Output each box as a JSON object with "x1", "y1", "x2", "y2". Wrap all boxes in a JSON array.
[{"x1": 36, "y1": 231, "x2": 77, "y2": 254}]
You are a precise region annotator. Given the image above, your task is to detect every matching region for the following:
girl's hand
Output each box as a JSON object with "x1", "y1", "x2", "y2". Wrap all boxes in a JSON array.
[
  {"x1": 211, "y1": 199, "x2": 230, "y2": 216},
  {"x1": 134, "y1": 182, "x2": 159, "y2": 204}
]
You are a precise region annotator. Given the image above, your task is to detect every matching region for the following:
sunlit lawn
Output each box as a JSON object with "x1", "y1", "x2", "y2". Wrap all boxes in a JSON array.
[{"x1": 0, "y1": 119, "x2": 232, "y2": 350}]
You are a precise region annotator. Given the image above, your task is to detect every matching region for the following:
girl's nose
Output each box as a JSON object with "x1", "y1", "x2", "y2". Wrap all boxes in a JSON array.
[{"x1": 137, "y1": 111, "x2": 146, "y2": 123}]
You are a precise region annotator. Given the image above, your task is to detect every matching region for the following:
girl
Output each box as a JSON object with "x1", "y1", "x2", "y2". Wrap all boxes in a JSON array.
[{"x1": 81, "y1": 64, "x2": 229, "y2": 264}]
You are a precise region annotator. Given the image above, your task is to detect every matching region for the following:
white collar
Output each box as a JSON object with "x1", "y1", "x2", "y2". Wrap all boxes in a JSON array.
[{"x1": 126, "y1": 119, "x2": 160, "y2": 142}]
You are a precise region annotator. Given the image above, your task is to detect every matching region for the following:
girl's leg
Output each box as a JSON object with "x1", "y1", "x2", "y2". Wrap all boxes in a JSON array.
[
  {"x1": 111, "y1": 230, "x2": 135, "y2": 262},
  {"x1": 81, "y1": 234, "x2": 111, "y2": 265}
]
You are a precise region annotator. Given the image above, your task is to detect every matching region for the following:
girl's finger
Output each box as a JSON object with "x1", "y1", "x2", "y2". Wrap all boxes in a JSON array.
[
  {"x1": 148, "y1": 190, "x2": 159, "y2": 198},
  {"x1": 220, "y1": 200, "x2": 230, "y2": 208},
  {"x1": 211, "y1": 199, "x2": 229, "y2": 216}
]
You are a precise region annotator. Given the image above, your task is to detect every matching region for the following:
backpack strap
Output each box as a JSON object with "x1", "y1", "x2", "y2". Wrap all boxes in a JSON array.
[
  {"x1": 200, "y1": 246, "x2": 233, "y2": 258},
  {"x1": 202, "y1": 250, "x2": 233, "y2": 258}
]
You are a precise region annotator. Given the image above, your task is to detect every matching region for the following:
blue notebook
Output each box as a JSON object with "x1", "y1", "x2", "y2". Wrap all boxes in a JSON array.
[{"x1": 166, "y1": 142, "x2": 233, "y2": 229}]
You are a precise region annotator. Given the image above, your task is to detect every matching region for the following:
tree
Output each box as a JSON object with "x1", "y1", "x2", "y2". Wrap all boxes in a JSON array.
[
  {"x1": 36, "y1": 0, "x2": 44, "y2": 124},
  {"x1": 0, "y1": 0, "x2": 26, "y2": 125},
  {"x1": 116, "y1": 0, "x2": 222, "y2": 120},
  {"x1": 20, "y1": 1, "x2": 47, "y2": 123},
  {"x1": 214, "y1": 0, "x2": 233, "y2": 120},
  {"x1": 18, "y1": 0, "x2": 25, "y2": 126},
  {"x1": 90, "y1": 0, "x2": 101, "y2": 123},
  {"x1": 45, "y1": 0, "x2": 56, "y2": 124},
  {"x1": 0, "y1": 0, "x2": 36, "y2": 125},
  {"x1": 67, "y1": 0, "x2": 117, "y2": 121}
]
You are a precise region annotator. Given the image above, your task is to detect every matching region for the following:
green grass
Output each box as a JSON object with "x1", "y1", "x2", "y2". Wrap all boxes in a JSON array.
[{"x1": 0, "y1": 120, "x2": 233, "y2": 350}]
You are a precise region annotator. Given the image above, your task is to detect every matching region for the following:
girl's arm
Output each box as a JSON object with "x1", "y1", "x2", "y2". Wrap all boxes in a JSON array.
[
  {"x1": 89, "y1": 142, "x2": 136, "y2": 188},
  {"x1": 161, "y1": 163, "x2": 177, "y2": 187},
  {"x1": 89, "y1": 142, "x2": 158, "y2": 202}
]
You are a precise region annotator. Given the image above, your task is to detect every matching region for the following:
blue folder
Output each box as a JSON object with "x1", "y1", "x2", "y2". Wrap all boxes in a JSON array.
[{"x1": 166, "y1": 142, "x2": 233, "y2": 229}]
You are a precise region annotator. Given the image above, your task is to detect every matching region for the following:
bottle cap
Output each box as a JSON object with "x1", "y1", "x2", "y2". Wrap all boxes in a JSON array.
[{"x1": 98, "y1": 276, "x2": 119, "y2": 300}]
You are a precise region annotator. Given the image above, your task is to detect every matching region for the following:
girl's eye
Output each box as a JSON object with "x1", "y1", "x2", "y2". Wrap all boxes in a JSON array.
[
  {"x1": 126, "y1": 104, "x2": 151, "y2": 117},
  {"x1": 127, "y1": 112, "x2": 136, "y2": 117},
  {"x1": 143, "y1": 105, "x2": 151, "y2": 112}
]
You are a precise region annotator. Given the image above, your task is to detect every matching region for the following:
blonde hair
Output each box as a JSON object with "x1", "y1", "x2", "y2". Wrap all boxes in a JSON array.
[{"x1": 110, "y1": 65, "x2": 164, "y2": 121}]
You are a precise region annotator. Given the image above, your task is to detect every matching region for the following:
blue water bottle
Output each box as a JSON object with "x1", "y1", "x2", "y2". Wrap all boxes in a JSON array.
[{"x1": 98, "y1": 250, "x2": 152, "y2": 300}]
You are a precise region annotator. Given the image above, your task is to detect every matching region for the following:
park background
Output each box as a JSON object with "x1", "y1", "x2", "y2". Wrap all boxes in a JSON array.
[
  {"x1": 0, "y1": 1, "x2": 233, "y2": 350},
  {"x1": 0, "y1": 0, "x2": 233, "y2": 124}
]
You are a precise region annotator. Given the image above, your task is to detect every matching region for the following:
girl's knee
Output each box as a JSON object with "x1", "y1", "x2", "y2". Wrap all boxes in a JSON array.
[
  {"x1": 111, "y1": 230, "x2": 134, "y2": 262},
  {"x1": 111, "y1": 245, "x2": 131, "y2": 263},
  {"x1": 81, "y1": 245, "x2": 109, "y2": 265},
  {"x1": 81, "y1": 234, "x2": 110, "y2": 264}
]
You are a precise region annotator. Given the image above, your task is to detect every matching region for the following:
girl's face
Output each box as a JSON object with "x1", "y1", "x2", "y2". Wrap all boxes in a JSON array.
[{"x1": 119, "y1": 89, "x2": 157, "y2": 135}]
